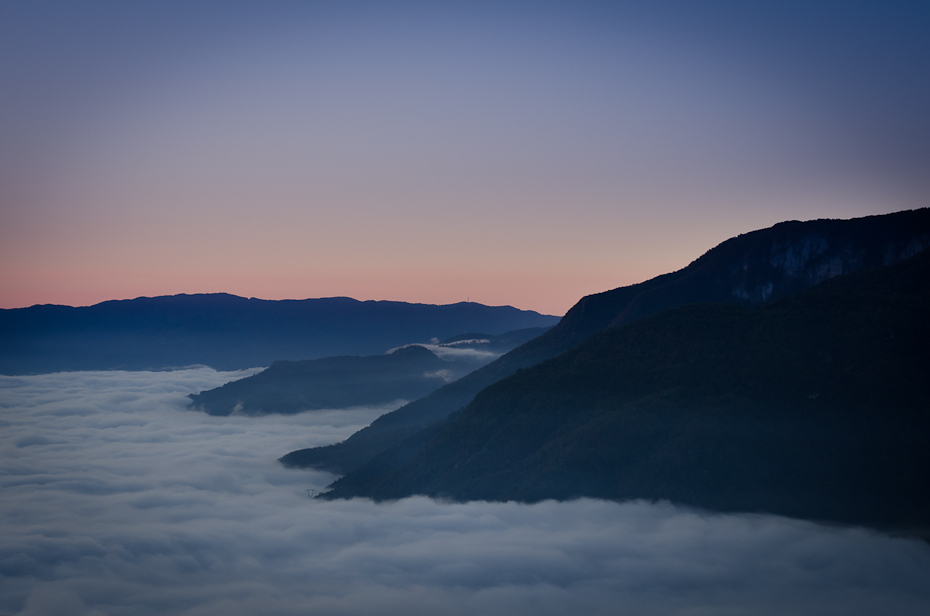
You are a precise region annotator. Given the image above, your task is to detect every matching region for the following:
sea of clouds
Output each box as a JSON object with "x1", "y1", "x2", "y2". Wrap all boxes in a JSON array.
[{"x1": 2, "y1": 368, "x2": 929, "y2": 616}]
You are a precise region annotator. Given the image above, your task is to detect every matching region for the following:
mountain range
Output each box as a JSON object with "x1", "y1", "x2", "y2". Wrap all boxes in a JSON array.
[
  {"x1": 281, "y1": 208, "x2": 930, "y2": 478},
  {"x1": 0, "y1": 295, "x2": 558, "y2": 375}
]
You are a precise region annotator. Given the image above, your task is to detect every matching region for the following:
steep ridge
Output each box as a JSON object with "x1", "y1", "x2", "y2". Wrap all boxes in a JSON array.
[
  {"x1": 282, "y1": 208, "x2": 930, "y2": 475},
  {"x1": 0, "y1": 295, "x2": 558, "y2": 374},
  {"x1": 322, "y1": 248, "x2": 930, "y2": 531}
]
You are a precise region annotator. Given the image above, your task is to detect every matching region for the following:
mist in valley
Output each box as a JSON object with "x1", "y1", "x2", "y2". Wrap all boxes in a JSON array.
[{"x1": 2, "y1": 369, "x2": 928, "y2": 616}]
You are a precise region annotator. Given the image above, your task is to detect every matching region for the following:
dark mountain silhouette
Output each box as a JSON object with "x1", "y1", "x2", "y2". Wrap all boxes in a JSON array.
[
  {"x1": 320, "y1": 248, "x2": 930, "y2": 532},
  {"x1": 189, "y1": 327, "x2": 550, "y2": 416},
  {"x1": 0, "y1": 295, "x2": 558, "y2": 375},
  {"x1": 189, "y1": 345, "x2": 451, "y2": 416},
  {"x1": 281, "y1": 208, "x2": 930, "y2": 475}
]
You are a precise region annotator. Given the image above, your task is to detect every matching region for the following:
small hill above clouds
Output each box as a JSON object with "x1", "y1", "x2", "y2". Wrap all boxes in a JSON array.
[
  {"x1": 321, "y1": 247, "x2": 930, "y2": 532},
  {"x1": 282, "y1": 208, "x2": 930, "y2": 476},
  {"x1": 0, "y1": 296, "x2": 559, "y2": 375},
  {"x1": 189, "y1": 346, "x2": 452, "y2": 416},
  {"x1": 189, "y1": 327, "x2": 550, "y2": 416}
]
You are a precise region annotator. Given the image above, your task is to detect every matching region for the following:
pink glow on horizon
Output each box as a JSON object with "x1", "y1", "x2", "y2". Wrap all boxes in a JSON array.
[{"x1": 2, "y1": 3, "x2": 927, "y2": 314}]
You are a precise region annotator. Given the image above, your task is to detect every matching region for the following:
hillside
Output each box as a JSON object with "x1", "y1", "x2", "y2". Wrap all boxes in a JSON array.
[
  {"x1": 0, "y1": 295, "x2": 558, "y2": 374},
  {"x1": 282, "y1": 208, "x2": 930, "y2": 475},
  {"x1": 320, "y1": 248, "x2": 930, "y2": 531},
  {"x1": 189, "y1": 327, "x2": 550, "y2": 415}
]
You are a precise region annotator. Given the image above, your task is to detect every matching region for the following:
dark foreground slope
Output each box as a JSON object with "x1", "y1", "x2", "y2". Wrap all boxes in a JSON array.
[
  {"x1": 189, "y1": 328, "x2": 549, "y2": 416},
  {"x1": 0, "y1": 295, "x2": 558, "y2": 374},
  {"x1": 282, "y1": 208, "x2": 930, "y2": 475},
  {"x1": 323, "y1": 249, "x2": 930, "y2": 531}
]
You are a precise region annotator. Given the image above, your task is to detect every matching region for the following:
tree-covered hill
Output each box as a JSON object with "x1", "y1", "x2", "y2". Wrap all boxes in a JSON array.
[{"x1": 190, "y1": 327, "x2": 550, "y2": 415}]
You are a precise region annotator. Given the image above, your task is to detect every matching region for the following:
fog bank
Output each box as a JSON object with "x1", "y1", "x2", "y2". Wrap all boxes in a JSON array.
[{"x1": 2, "y1": 370, "x2": 928, "y2": 615}]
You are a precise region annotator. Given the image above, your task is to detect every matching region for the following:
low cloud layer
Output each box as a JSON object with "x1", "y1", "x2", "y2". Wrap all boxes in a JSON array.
[
  {"x1": 2, "y1": 369, "x2": 929, "y2": 616},
  {"x1": 388, "y1": 343, "x2": 500, "y2": 364}
]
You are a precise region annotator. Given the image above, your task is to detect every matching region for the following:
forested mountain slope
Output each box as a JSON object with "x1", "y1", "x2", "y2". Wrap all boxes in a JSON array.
[
  {"x1": 283, "y1": 208, "x2": 930, "y2": 475},
  {"x1": 322, "y1": 248, "x2": 930, "y2": 532},
  {"x1": 189, "y1": 327, "x2": 550, "y2": 415}
]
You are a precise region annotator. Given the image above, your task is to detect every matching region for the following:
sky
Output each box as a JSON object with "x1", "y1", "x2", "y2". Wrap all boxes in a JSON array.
[
  {"x1": 2, "y1": 368, "x2": 929, "y2": 615},
  {"x1": 1, "y1": 1, "x2": 929, "y2": 314}
]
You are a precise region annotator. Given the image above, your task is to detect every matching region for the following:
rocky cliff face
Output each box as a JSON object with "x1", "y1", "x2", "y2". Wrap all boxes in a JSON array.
[
  {"x1": 725, "y1": 227, "x2": 929, "y2": 303},
  {"x1": 593, "y1": 208, "x2": 930, "y2": 329}
]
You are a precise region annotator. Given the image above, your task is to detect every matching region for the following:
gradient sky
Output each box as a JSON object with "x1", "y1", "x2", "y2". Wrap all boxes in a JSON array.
[{"x1": 1, "y1": 1, "x2": 928, "y2": 315}]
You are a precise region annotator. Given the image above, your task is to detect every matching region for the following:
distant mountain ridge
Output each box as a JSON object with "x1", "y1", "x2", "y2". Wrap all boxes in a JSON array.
[
  {"x1": 319, "y1": 247, "x2": 930, "y2": 532},
  {"x1": 0, "y1": 295, "x2": 559, "y2": 375},
  {"x1": 281, "y1": 208, "x2": 930, "y2": 476}
]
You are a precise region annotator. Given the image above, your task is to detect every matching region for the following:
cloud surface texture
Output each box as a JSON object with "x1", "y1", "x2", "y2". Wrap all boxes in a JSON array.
[{"x1": 2, "y1": 369, "x2": 929, "y2": 615}]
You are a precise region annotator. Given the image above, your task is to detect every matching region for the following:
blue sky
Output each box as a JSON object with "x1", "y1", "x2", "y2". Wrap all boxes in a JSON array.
[{"x1": 1, "y1": 1, "x2": 928, "y2": 313}]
